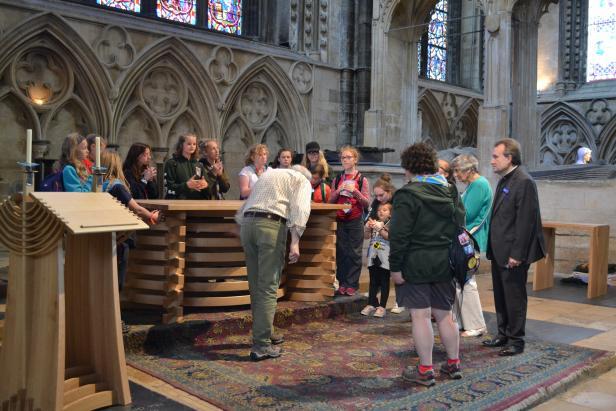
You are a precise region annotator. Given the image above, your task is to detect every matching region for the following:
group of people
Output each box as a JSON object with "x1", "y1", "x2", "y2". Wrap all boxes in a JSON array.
[{"x1": 51, "y1": 131, "x2": 546, "y2": 387}]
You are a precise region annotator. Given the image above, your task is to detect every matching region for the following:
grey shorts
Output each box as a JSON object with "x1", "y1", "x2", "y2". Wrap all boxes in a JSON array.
[{"x1": 395, "y1": 280, "x2": 456, "y2": 310}]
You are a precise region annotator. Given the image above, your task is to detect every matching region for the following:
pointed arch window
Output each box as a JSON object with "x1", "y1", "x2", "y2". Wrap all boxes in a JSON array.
[
  {"x1": 96, "y1": 0, "x2": 141, "y2": 13},
  {"x1": 156, "y1": 0, "x2": 197, "y2": 25},
  {"x1": 587, "y1": 0, "x2": 616, "y2": 82},
  {"x1": 418, "y1": 0, "x2": 448, "y2": 81},
  {"x1": 208, "y1": 0, "x2": 242, "y2": 35}
]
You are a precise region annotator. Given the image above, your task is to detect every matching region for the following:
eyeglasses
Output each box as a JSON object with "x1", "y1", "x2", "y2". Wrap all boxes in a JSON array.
[
  {"x1": 340, "y1": 156, "x2": 354, "y2": 160},
  {"x1": 307, "y1": 150, "x2": 319, "y2": 155}
]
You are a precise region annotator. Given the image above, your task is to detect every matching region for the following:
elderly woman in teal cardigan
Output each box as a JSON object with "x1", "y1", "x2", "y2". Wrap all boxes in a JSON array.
[{"x1": 452, "y1": 154, "x2": 492, "y2": 337}]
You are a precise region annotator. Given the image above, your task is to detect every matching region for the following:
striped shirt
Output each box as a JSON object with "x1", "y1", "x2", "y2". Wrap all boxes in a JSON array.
[{"x1": 235, "y1": 168, "x2": 312, "y2": 237}]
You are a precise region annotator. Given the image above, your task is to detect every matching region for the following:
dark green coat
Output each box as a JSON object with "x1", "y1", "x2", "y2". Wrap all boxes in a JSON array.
[
  {"x1": 389, "y1": 180, "x2": 465, "y2": 284},
  {"x1": 163, "y1": 155, "x2": 211, "y2": 200}
]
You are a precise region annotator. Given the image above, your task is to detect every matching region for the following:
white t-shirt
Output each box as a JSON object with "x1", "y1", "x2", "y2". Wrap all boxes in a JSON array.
[{"x1": 239, "y1": 165, "x2": 260, "y2": 190}]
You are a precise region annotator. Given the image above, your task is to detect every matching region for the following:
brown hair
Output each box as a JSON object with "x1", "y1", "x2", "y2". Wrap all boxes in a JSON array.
[
  {"x1": 311, "y1": 163, "x2": 326, "y2": 178},
  {"x1": 373, "y1": 173, "x2": 396, "y2": 195},
  {"x1": 400, "y1": 142, "x2": 438, "y2": 175},
  {"x1": 123, "y1": 142, "x2": 151, "y2": 180},
  {"x1": 60, "y1": 133, "x2": 88, "y2": 179},
  {"x1": 273, "y1": 147, "x2": 294, "y2": 168},
  {"x1": 173, "y1": 133, "x2": 199, "y2": 160},
  {"x1": 244, "y1": 144, "x2": 269, "y2": 166},
  {"x1": 86, "y1": 133, "x2": 107, "y2": 149},
  {"x1": 494, "y1": 138, "x2": 522, "y2": 166}
]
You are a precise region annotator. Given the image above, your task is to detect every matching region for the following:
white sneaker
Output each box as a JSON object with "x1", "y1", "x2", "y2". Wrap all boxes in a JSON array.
[
  {"x1": 373, "y1": 307, "x2": 386, "y2": 318},
  {"x1": 461, "y1": 327, "x2": 486, "y2": 337},
  {"x1": 361, "y1": 305, "x2": 376, "y2": 316},
  {"x1": 391, "y1": 304, "x2": 405, "y2": 314}
]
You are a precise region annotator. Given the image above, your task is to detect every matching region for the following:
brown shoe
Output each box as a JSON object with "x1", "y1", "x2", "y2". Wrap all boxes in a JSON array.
[{"x1": 250, "y1": 345, "x2": 282, "y2": 361}]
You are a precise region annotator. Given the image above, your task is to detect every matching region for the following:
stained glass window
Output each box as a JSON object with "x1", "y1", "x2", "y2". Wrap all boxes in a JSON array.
[
  {"x1": 425, "y1": 0, "x2": 448, "y2": 81},
  {"x1": 208, "y1": 0, "x2": 242, "y2": 35},
  {"x1": 157, "y1": 0, "x2": 197, "y2": 25},
  {"x1": 97, "y1": 0, "x2": 140, "y2": 13},
  {"x1": 587, "y1": 0, "x2": 616, "y2": 82}
]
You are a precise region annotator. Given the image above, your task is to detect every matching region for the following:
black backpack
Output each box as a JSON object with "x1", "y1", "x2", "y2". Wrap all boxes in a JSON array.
[{"x1": 449, "y1": 195, "x2": 480, "y2": 289}]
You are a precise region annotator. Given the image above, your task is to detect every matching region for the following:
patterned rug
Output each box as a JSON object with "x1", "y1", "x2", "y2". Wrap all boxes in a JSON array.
[{"x1": 127, "y1": 314, "x2": 614, "y2": 410}]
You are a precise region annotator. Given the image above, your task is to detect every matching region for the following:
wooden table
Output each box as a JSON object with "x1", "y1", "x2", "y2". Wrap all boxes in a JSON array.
[
  {"x1": 534, "y1": 220, "x2": 610, "y2": 299},
  {"x1": 126, "y1": 200, "x2": 345, "y2": 323}
]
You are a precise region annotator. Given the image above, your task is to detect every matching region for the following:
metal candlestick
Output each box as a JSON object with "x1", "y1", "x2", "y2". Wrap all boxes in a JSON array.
[
  {"x1": 17, "y1": 161, "x2": 39, "y2": 197},
  {"x1": 91, "y1": 166, "x2": 107, "y2": 193}
]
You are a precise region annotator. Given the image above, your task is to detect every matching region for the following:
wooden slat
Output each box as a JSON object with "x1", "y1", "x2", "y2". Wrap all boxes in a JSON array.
[
  {"x1": 542, "y1": 221, "x2": 608, "y2": 231},
  {"x1": 64, "y1": 373, "x2": 98, "y2": 392},
  {"x1": 183, "y1": 288, "x2": 284, "y2": 307},
  {"x1": 299, "y1": 242, "x2": 336, "y2": 252},
  {"x1": 128, "y1": 262, "x2": 184, "y2": 276},
  {"x1": 306, "y1": 214, "x2": 337, "y2": 224},
  {"x1": 185, "y1": 266, "x2": 248, "y2": 277},
  {"x1": 63, "y1": 390, "x2": 114, "y2": 411},
  {"x1": 183, "y1": 280, "x2": 249, "y2": 292},
  {"x1": 188, "y1": 223, "x2": 238, "y2": 233},
  {"x1": 303, "y1": 227, "x2": 336, "y2": 237},
  {"x1": 130, "y1": 293, "x2": 165, "y2": 306},
  {"x1": 286, "y1": 279, "x2": 333, "y2": 289},
  {"x1": 301, "y1": 235, "x2": 336, "y2": 244},
  {"x1": 285, "y1": 266, "x2": 335, "y2": 275},
  {"x1": 135, "y1": 235, "x2": 169, "y2": 247},
  {"x1": 305, "y1": 221, "x2": 337, "y2": 230},
  {"x1": 187, "y1": 252, "x2": 246, "y2": 263},
  {"x1": 64, "y1": 383, "x2": 108, "y2": 405},
  {"x1": 298, "y1": 253, "x2": 334, "y2": 263},
  {"x1": 285, "y1": 273, "x2": 335, "y2": 282},
  {"x1": 286, "y1": 291, "x2": 331, "y2": 302},
  {"x1": 187, "y1": 237, "x2": 242, "y2": 248},
  {"x1": 128, "y1": 279, "x2": 165, "y2": 291},
  {"x1": 65, "y1": 366, "x2": 93, "y2": 380}
]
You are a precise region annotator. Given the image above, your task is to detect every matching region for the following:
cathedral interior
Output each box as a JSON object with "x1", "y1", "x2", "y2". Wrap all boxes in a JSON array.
[{"x1": 1, "y1": 0, "x2": 616, "y2": 409}]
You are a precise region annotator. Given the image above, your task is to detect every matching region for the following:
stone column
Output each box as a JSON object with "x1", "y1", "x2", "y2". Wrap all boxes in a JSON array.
[
  {"x1": 555, "y1": 0, "x2": 588, "y2": 93},
  {"x1": 364, "y1": 1, "x2": 386, "y2": 148},
  {"x1": 476, "y1": 4, "x2": 513, "y2": 183},
  {"x1": 354, "y1": 0, "x2": 372, "y2": 146}
]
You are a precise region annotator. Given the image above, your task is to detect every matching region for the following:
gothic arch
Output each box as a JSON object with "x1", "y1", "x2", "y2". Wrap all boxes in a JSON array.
[
  {"x1": 539, "y1": 102, "x2": 596, "y2": 166},
  {"x1": 597, "y1": 115, "x2": 616, "y2": 164},
  {"x1": 221, "y1": 56, "x2": 310, "y2": 153},
  {"x1": 116, "y1": 104, "x2": 162, "y2": 153},
  {"x1": 112, "y1": 37, "x2": 219, "y2": 145},
  {"x1": 451, "y1": 98, "x2": 479, "y2": 148},
  {"x1": 0, "y1": 12, "x2": 112, "y2": 137},
  {"x1": 418, "y1": 89, "x2": 448, "y2": 149}
]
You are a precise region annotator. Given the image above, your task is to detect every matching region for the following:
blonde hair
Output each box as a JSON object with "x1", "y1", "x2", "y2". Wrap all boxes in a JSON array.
[
  {"x1": 373, "y1": 173, "x2": 396, "y2": 195},
  {"x1": 301, "y1": 150, "x2": 330, "y2": 179},
  {"x1": 101, "y1": 150, "x2": 128, "y2": 188},
  {"x1": 244, "y1": 144, "x2": 269, "y2": 166},
  {"x1": 339, "y1": 145, "x2": 360, "y2": 161},
  {"x1": 60, "y1": 133, "x2": 88, "y2": 180}
]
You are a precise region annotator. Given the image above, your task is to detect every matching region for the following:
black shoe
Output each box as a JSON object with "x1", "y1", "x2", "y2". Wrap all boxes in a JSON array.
[
  {"x1": 250, "y1": 345, "x2": 282, "y2": 361},
  {"x1": 270, "y1": 334, "x2": 285, "y2": 345},
  {"x1": 482, "y1": 337, "x2": 508, "y2": 347},
  {"x1": 499, "y1": 345, "x2": 524, "y2": 356}
]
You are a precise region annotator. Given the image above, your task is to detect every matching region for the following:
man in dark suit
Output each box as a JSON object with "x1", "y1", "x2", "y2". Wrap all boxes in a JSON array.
[{"x1": 483, "y1": 138, "x2": 545, "y2": 356}]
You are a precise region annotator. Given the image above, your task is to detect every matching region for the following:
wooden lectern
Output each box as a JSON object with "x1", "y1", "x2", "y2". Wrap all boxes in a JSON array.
[{"x1": 0, "y1": 192, "x2": 149, "y2": 411}]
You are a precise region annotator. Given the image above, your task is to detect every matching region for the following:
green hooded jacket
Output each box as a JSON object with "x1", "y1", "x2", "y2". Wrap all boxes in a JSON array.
[
  {"x1": 163, "y1": 155, "x2": 211, "y2": 200},
  {"x1": 389, "y1": 179, "x2": 465, "y2": 284}
]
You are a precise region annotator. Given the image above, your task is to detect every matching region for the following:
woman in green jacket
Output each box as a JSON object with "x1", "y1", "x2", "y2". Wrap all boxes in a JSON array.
[
  {"x1": 389, "y1": 143, "x2": 465, "y2": 387},
  {"x1": 164, "y1": 133, "x2": 210, "y2": 200}
]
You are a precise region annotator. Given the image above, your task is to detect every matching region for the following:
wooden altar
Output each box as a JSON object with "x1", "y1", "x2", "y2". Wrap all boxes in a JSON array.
[
  {"x1": 0, "y1": 193, "x2": 149, "y2": 411},
  {"x1": 126, "y1": 201, "x2": 344, "y2": 324}
]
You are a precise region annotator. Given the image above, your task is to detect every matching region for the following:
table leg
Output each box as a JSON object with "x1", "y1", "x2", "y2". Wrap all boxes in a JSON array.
[
  {"x1": 534, "y1": 227, "x2": 555, "y2": 291},
  {"x1": 587, "y1": 226, "x2": 609, "y2": 299}
]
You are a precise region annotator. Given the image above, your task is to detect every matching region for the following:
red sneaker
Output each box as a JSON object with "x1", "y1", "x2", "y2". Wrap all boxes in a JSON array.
[
  {"x1": 336, "y1": 286, "x2": 347, "y2": 295},
  {"x1": 345, "y1": 287, "x2": 356, "y2": 296}
]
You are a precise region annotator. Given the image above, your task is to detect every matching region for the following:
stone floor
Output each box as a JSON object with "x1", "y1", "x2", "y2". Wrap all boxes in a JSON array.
[{"x1": 1, "y1": 247, "x2": 615, "y2": 410}]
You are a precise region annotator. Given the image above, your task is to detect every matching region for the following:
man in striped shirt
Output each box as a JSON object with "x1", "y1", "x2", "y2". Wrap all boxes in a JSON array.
[{"x1": 236, "y1": 165, "x2": 312, "y2": 361}]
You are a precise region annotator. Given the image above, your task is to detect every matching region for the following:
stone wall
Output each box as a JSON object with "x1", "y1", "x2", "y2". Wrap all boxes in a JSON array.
[{"x1": 536, "y1": 179, "x2": 616, "y2": 274}]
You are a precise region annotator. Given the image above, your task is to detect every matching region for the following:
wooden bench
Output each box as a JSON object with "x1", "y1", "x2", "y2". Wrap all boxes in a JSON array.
[{"x1": 534, "y1": 221, "x2": 610, "y2": 299}]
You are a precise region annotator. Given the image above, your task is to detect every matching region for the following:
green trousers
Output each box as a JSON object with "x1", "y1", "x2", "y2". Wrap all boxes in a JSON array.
[{"x1": 240, "y1": 217, "x2": 287, "y2": 347}]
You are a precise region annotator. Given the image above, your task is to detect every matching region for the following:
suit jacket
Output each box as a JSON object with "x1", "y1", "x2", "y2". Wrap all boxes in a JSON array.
[{"x1": 487, "y1": 166, "x2": 546, "y2": 267}]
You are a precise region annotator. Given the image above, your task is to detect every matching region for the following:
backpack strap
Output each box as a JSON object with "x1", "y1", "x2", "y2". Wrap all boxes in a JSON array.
[{"x1": 320, "y1": 182, "x2": 326, "y2": 201}]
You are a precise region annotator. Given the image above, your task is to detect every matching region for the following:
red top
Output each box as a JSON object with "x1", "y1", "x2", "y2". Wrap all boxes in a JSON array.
[
  {"x1": 330, "y1": 172, "x2": 370, "y2": 221},
  {"x1": 311, "y1": 181, "x2": 331, "y2": 203}
]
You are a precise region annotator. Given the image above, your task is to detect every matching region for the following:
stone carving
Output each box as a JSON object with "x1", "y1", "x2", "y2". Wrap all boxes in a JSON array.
[
  {"x1": 442, "y1": 93, "x2": 458, "y2": 121},
  {"x1": 261, "y1": 121, "x2": 288, "y2": 155},
  {"x1": 240, "y1": 82, "x2": 275, "y2": 128},
  {"x1": 95, "y1": 25, "x2": 135, "y2": 70},
  {"x1": 46, "y1": 101, "x2": 91, "y2": 152},
  {"x1": 118, "y1": 107, "x2": 160, "y2": 151},
  {"x1": 304, "y1": 0, "x2": 314, "y2": 50},
  {"x1": 586, "y1": 99, "x2": 612, "y2": 135},
  {"x1": 207, "y1": 46, "x2": 238, "y2": 85},
  {"x1": 13, "y1": 50, "x2": 69, "y2": 106},
  {"x1": 318, "y1": 0, "x2": 328, "y2": 62},
  {"x1": 290, "y1": 62, "x2": 313, "y2": 94},
  {"x1": 140, "y1": 67, "x2": 186, "y2": 119},
  {"x1": 290, "y1": 0, "x2": 299, "y2": 50},
  {"x1": 168, "y1": 112, "x2": 200, "y2": 148}
]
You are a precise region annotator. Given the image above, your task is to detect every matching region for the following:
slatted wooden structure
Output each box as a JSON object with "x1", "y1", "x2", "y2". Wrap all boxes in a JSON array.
[
  {"x1": 0, "y1": 192, "x2": 149, "y2": 410},
  {"x1": 126, "y1": 201, "x2": 344, "y2": 323},
  {"x1": 534, "y1": 220, "x2": 610, "y2": 299}
]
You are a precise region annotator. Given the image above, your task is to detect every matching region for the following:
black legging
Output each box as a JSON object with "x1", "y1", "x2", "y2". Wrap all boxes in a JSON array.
[{"x1": 368, "y1": 265, "x2": 391, "y2": 308}]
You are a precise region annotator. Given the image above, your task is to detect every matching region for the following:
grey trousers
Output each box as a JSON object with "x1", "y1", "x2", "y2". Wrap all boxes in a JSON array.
[
  {"x1": 240, "y1": 217, "x2": 287, "y2": 347},
  {"x1": 453, "y1": 276, "x2": 486, "y2": 331}
]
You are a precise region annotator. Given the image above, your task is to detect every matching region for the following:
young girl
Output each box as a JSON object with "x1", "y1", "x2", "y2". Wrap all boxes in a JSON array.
[
  {"x1": 272, "y1": 148, "x2": 294, "y2": 169},
  {"x1": 238, "y1": 144, "x2": 269, "y2": 199},
  {"x1": 123, "y1": 142, "x2": 158, "y2": 200},
  {"x1": 362, "y1": 202, "x2": 392, "y2": 317},
  {"x1": 61, "y1": 133, "x2": 93, "y2": 192},
  {"x1": 302, "y1": 141, "x2": 331, "y2": 182},
  {"x1": 164, "y1": 133, "x2": 209, "y2": 199},
  {"x1": 310, "y1": 164, "x2": 331, "y2": 203},
  {"x1": 329, "y1": 146, "x2": 370, "y2": 296}
]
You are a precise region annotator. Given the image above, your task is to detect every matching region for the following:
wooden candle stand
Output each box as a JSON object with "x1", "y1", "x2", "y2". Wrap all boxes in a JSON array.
[{"x1": 0, "y1": 193, "x2": 149, "y2": 411}]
